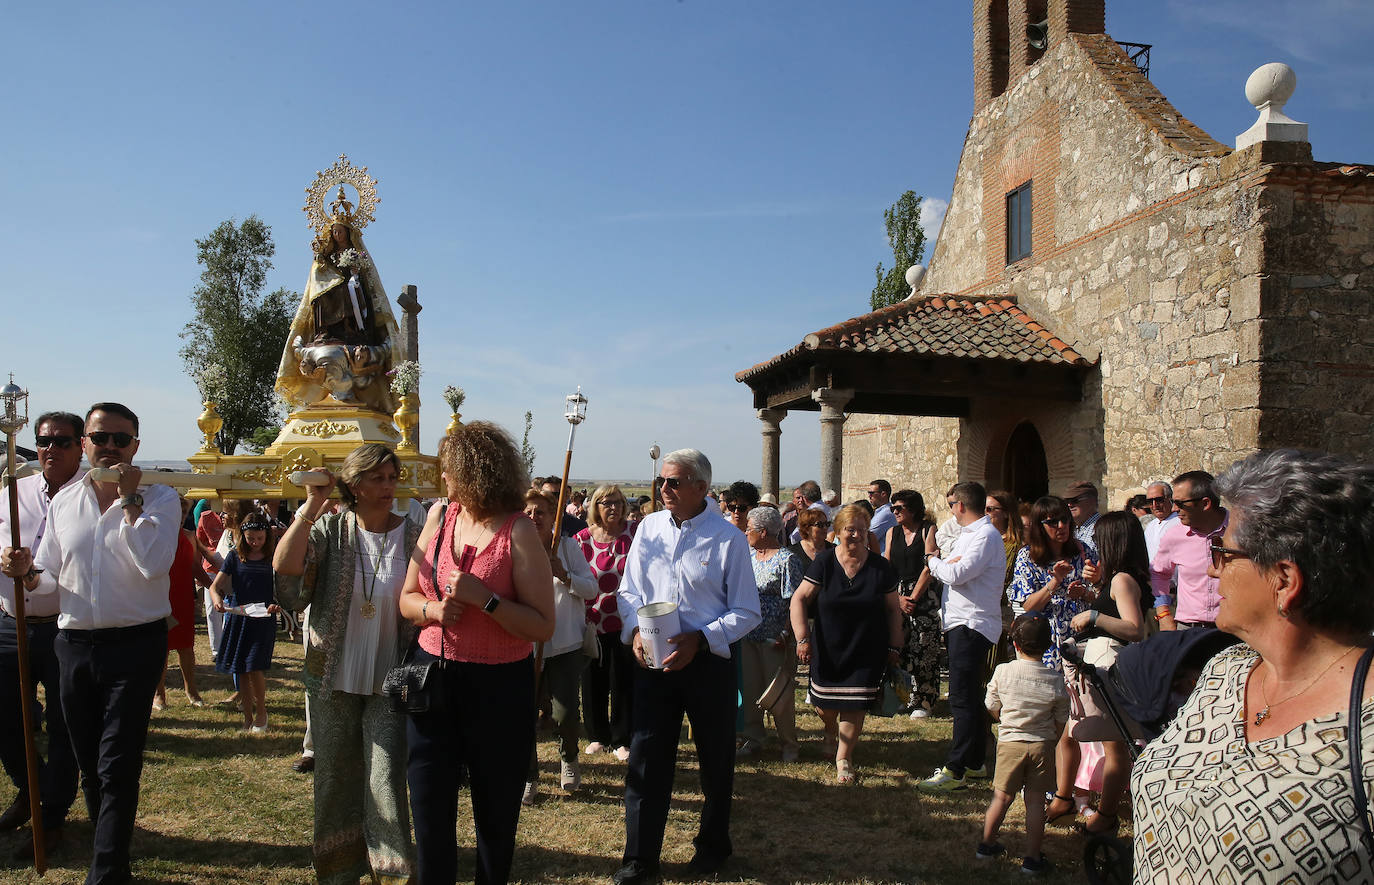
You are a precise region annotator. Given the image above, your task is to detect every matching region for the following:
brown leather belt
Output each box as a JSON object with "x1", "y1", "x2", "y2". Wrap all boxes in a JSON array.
[{"x1": 1, "y1": 610, "x2": 60, "y2": 624}]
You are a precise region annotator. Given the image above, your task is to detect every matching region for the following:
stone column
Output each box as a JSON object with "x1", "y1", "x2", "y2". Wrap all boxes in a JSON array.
[
  {"x1": 811, "y1": 388, "x2": 854, "y2": 497},
  {"x1": 396, "y1": 285, "x2": 422, "y2": 364},
  {"x1": 757, "y1": 408, "x2": 787, "y2": 500}
]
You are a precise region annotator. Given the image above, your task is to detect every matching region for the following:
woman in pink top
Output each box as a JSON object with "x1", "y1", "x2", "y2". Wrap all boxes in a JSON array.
[
  {"x1": 398, "y1": 421, "x2": 554, "y2": 885},
  {"x1": 576, "y1": 483, "x2": 636, "y2": 760}
]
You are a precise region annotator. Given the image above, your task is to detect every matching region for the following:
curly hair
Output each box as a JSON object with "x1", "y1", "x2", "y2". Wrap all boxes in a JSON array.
[
  {"x1": 1215, "y1": 449, "x2": 1374, "y2": 637},
  {"x1": 442, "y1": 421, "x2": 528, "y2": 520}
]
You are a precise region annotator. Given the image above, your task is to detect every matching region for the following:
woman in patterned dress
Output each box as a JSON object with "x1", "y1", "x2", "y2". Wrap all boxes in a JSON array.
[
  {"x1": 1133, "y1": 450, "x2": 1374, "y2": 883},
  {"x1": 737, "y1": 506, "x2": 804, "y2": 760},
  {"x1": 576, "y1": 484, "x2": 637, "y2": 761},
  {"x1": 1006, "y1": 496, "x2": 1096, "y2": 671},
  {"x1": 790, "y1": 504, "x2": 902, "y2": 784},
  {"x1": 882, "y1": 490, "x2": 941, "y2": 718},
  {"x1": 275, "y1": 444, "x2": 419, "y2": 885}
]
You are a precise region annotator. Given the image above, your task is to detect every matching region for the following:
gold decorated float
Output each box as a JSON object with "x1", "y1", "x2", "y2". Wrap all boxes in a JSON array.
[{"x1": 183, "y1": 155, "x2": 443, "y2": 506}]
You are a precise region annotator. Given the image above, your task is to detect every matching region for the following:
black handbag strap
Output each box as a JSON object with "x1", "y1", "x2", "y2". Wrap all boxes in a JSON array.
[{"x1": 1349, "y1": 643, "x2": 1374, "y2": 854}]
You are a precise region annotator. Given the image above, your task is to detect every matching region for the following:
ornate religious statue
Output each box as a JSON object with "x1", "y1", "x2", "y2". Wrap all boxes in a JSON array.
[{"x1": 276, "y1": 154, "x2": 401, "y2": 414}]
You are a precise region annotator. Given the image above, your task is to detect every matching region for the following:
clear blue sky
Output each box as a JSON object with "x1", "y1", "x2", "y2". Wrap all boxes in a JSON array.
[{"x1": 3, "y1": 1, "x2": 1369, "y2": 485}]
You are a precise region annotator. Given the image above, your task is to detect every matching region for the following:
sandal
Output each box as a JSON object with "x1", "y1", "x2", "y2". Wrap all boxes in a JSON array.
[
  {"x1": 1046, "y1": 793, "x2": 1077, "y2": 825},
  {"x1": 836, "y1": 759, "x2": 855, "y2": 785},
  {"x1": 1078, "y1": 812, "x2": 1120, "y2": 837}
]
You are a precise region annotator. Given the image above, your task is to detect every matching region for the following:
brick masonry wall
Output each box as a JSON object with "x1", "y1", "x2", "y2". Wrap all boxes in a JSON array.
[{"x1": 842, "y1": 32, "x2": 1373, "y2": 506}]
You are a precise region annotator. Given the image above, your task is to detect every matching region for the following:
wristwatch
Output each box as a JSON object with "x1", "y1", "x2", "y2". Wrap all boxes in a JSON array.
[
  {"x1": 482, "y1": 594, "x2": 502, "y2": 614},
  {"x1": 120, "y1": 493, "x2": 144, "y2": 510}
]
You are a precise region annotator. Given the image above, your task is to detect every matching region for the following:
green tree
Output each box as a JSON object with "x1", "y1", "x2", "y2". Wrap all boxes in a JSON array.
[
  {"x1": 242, "y1": 424, "x2": 283, "y2": 454},
  {"x1": 870, "y1": 190, "x2": 927, "y2": 311},
  {"x1": 520, "y1": 411, "x2": 536, "y2": 479},
  {"x1": 180, "y1": 216, "x2": 297, "y2": 454}
]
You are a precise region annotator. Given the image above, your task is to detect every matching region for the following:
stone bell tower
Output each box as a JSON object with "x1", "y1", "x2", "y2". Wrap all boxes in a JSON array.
[{"x1": 974, "y1": 0, "x2": 1106, "y2": 111}]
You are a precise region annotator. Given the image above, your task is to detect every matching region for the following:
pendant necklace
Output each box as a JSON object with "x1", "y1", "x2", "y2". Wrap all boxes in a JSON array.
[
  {"x1": 1254, "y1": 646, "x2": 1358, "y2": 726},
  {"x1": 355, "y1": 521, "x2": 389, "y2": 620}
]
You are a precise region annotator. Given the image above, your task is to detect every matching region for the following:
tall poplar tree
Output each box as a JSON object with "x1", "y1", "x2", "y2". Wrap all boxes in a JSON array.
[
  {"x1": 180, "y1": 216, "x2": 296, "y2": 454},
  {"x1": 870, "y1": 191, "x2": 927, "y2": 311}
]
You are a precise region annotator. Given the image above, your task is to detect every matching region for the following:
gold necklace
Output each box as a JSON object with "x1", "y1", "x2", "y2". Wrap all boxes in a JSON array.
[
  {"x1": 1254, "y1": 646, "x2": 1359, "y2": 726},
  {"x1": 354, "y1": 521, "x2": 390, "y2": 620}
]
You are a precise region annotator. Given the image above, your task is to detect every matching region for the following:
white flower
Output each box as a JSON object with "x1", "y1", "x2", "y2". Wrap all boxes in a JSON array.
[
  {"x1": 389, "y1": 360, "x2": 422, "y2": 396},
  {"x1": 443, "y1": 385, "x2": 466, "y2": 412}
]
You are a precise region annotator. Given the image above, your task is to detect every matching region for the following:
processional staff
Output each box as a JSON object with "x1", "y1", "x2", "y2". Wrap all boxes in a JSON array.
[
  {"x1": 1, "y1": 375, "x2": 47, "y2": 876},
  {"x1": 537, "y1": 388, "x2": 588, "y2": 684}
]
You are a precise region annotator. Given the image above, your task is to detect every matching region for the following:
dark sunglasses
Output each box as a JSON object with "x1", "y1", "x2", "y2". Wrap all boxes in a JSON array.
[
  {"x1": 813, "y1": 520, "x2": 832, "y2": 529},
  {"x1": 660, "y1": 476, "x2": 695, "y2": 491},
  {"x1": 1145, "y1": 496, "x2": 1172, "y2": 506},
  {"x1": 1064, "y1": 495, "x2": 1092, "y2": 506},
  {"x1": 85, "y1": 431, "x2": 136, "y2": 447},
  {"x1": 36, "y1": 435, "x2": 78, "y2": 449},
  {"x1": 1040, "y1": 517, "x2": 1070, "y2": 528},
  {"x1": 1209, "y1": 542, "x2": 1250, "y2": 569},
  {"x1": 726, "y1": 503, "x2": 752, "y2": 513},
  {"x1": 1174, "y1": 497, "x2": 1206, "y2": 506},
  {"x1": 890, "y1": 505, "x2": 907, "y2": 513}
]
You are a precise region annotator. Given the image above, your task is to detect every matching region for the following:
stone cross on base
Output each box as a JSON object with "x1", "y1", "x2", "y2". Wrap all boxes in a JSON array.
[{"x1": 397, "y1": 284, "x2": 422, "y2": 364}]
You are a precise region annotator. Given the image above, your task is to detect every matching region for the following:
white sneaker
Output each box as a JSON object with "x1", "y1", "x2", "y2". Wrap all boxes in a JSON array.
[
  {"x1": 909, "y1": 708, "x2": 931, "y2": 719},
  {"x1": 560, "y1": 762, "x2": 581, "y2": 792},
  {"x1": 584, "y1": 741, "x2": 606, "y2": 755},
  {"x1": 521, "y1": 781, "x2": 538, "y2": 806},
  {"x1": 917, "y1": 766, "x2": 967, "y2": 792},
  {"x1": 613, "y1": 745, "x2": 631, "y2": 762}
]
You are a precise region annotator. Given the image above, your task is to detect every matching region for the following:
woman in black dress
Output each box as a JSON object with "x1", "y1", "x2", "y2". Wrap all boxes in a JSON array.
[
  {"x1": 790, "y1": 504, "x2": 902, "y2": 784},
  {"x1": 882, "y1": 490, "x2": 941, "y2": 718}
]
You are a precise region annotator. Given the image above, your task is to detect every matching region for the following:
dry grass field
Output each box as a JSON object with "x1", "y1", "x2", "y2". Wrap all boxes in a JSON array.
[{"x1": 0, "y1": 631, "x2": 1118, "y2": 884}]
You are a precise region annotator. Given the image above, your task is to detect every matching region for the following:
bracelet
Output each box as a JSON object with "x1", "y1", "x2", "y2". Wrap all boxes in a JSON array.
[
  {"x1": 1089, "y1": 610, "x2": 1100, "y2": 628},
  {"x1": 422, "y1": 601, "x2": 429, "y2": 622},
  {"x1": 796, "y1": 637, "x2": 810, "y2": 645},
  {"x1": 1153, "y1": 606, "x2": 1172, "y2": 621},
  {"x1": 887, "y1": 645, "x2": 901, "y2": 654},
  {"x1": 295, "y1": 507, "x2": 316, "y2": 526}
]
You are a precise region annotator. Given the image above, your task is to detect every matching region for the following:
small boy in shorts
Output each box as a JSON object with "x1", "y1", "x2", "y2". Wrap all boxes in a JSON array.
[{"x1": 976, "y1": 614, "x2": 1069, "y2": 875}]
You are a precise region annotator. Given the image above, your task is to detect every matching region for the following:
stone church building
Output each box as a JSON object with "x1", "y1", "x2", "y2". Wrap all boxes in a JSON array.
[{"x1": 737, "y1": 0, "x2": 1373, "y2": 506}]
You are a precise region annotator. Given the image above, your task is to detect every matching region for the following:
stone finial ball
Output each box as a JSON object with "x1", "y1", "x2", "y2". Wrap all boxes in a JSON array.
[
  {"x1": 1245, "y1": 62, "x2": 1296, "y2": 110},
  {"x1": 904, "y1": 263, "x2": 927, "y2": 289}
]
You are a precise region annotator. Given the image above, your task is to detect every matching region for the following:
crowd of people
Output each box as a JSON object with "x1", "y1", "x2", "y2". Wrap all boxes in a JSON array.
[{"x1": 1, "y1": 404, "x2": 1372, "y2": 883}]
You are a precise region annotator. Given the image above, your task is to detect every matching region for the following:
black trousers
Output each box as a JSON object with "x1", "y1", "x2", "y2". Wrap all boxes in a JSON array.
[
  {"x1": 407, "y1": 652, "x2": 534, "y2": 885},
  {"x1": 622, "y1": 650, "x2": 736, "y2": 868},
  {"x1": 944, "y1": 625, "x2": 992, "y2": 776},
  {"x1": 56, "y1": 620, "x2": 166, "y2": 885},
  {"x1": 582, "y1": 633, "x2": 635, "y2": 748},
  {"x1": 0, "y1": 615, "x2": 78, "y2": 830}
]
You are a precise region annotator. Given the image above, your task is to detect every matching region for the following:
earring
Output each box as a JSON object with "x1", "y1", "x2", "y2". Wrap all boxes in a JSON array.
[{"x1": 1278, "y1": 604, "x2": 1288, "y2": 617}]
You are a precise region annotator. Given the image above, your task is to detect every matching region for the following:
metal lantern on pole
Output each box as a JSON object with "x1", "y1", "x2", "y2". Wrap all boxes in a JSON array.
[
  {"x1": 1, "y1": 375, "x2": 47, "y2": 875},
  {"x1": 538, "y1": 387, "x2": 588, "y2": 690},
  {"x1": 648, "y1": 443, "x2": 660, "y2": 513}
]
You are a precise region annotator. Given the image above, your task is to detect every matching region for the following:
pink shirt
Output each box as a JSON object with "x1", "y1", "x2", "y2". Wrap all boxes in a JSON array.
[{"x1": 1149, "y1": 513, "x2": 1227, "y2": 624}]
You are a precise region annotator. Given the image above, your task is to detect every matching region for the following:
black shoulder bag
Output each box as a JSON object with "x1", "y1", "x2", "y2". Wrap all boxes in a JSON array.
[{"x1": 382, "y1": 503, "x2": 449, "y2": 714}]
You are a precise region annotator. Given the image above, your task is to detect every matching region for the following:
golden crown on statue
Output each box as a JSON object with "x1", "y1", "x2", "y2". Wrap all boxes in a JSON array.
[{"x1": 303, "y1": 153, "x2": 380, "y2": 234}]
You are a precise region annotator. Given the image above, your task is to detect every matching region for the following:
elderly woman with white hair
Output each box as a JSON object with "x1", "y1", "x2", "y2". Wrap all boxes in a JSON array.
[
  {"x1": 1133, "y1": 449, "x2": 1374, "y2": 882},
  {"x1": 736, "y1": 506, "x2": 804, "y2": 761}
]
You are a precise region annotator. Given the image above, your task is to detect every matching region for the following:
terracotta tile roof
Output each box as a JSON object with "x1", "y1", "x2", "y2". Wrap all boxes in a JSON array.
[{"x1": 736, "y1": 294, "x2": 1092, "y2": 383}]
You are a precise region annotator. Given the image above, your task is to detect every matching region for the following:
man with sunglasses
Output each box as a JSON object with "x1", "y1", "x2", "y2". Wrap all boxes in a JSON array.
[
  {"x1": 2, "y1": 402, "x2": 180, "y2": 883},
  {"x1": 1062, "y1": 481, "x2": 1101, "y2": 560},
  {"x1": 613, "y1": 449, "x2": 759, "y2": 885},
  {"x1": 1149, "y1": 470, "x2": 1228, "y2": 631},
  {"x1": 0, "y1": 411, "x2": 86, "y2": 856},
  {"x1": 867, "y1": 479, "x2": 895, "y2": 554}
]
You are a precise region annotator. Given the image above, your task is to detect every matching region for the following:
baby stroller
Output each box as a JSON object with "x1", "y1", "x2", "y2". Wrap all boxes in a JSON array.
[{"x1": 1061, "y1": 628, "x2": 1240, "y2": 885}]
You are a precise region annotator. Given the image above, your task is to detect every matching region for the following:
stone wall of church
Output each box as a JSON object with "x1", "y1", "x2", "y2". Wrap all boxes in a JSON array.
[{"x1": 842, "y1": 33, "x2": 1275, "y2": 507}]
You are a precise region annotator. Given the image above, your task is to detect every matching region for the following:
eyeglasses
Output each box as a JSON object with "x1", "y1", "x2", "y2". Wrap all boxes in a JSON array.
[
  {"x1": 890, "y1": 505, "x2": 906, "y2": 513},
  {"x1": 1040, "y1": 517, "x2": 1070, "y2": 528},
  {"x1": 659, "y1": 476, "x2": 695, "y2": 491},
  {"x1": 866, "y1": 489, "x2": 882, "y2": 497},
  {"x1": 1064, "y1": 495, "x2": 1092, "y2": 506},
  {"x1": 986, "y1": 505, "x2": 1005, "y2": 513},
  {"x1": 1145, "y1": 496, "x2": 1172, "y2": 506},
  {"x1": 85, "y1": 431, "x2": 137, "y2": 448},
  {"x1": 1174, "y1": 497, "x2": 1206, "y2": 507},
  {"x1": 726, "y1": 503, "x2": 751, "y2": 513},
  {"x1": 36, "y1": 435, "x2": 78, "y2": 449},
  {"x1": 946, "y1": 498, "x2": 958, "y2": 508},
  {"x1": 813, "y1": 520, "x2": 832, "y2": 529},
  {"x1": 1209, "y1": 542, "x2": 1250, "y2": 570},
  {"x1": 598, "y1": 499, "x2": 624, "y2": 508}
]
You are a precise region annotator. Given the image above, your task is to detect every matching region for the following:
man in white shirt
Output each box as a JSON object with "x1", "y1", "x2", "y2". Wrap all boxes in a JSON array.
[
  {"x1": 3, "y1": 403, "x2": 179, "y2": 884},
  {"x1": 613, "y1": 449, "x2": 760, "y2": 885},
  {"x1": 867, "y1": 479, "x2": 896, "y2": 554},
  {"x1": 918, "y1": 481, "x2": 1005, "y2": 792},
  {"x1": 1141, "y1": 481, "x2": 1177, "y2": 563},
  {"x1": 0, "y1": 411, "x2": 85, "y2": 855}
]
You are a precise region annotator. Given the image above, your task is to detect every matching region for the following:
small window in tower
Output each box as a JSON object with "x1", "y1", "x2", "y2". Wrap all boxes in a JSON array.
[{"x1": 1006, "y1": 181, "x2": 1032, "y2": 264}]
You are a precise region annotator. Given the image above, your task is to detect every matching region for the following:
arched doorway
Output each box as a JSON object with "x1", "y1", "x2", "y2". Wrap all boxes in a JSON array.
[{"x1": 1003, "y1": 421, "x2": 1048, "y2": 504}]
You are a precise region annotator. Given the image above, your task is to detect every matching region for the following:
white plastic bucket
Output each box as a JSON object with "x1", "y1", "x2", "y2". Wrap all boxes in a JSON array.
[{"x1": 637, "y1": 601, "x2": 681, "y2": 669}]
